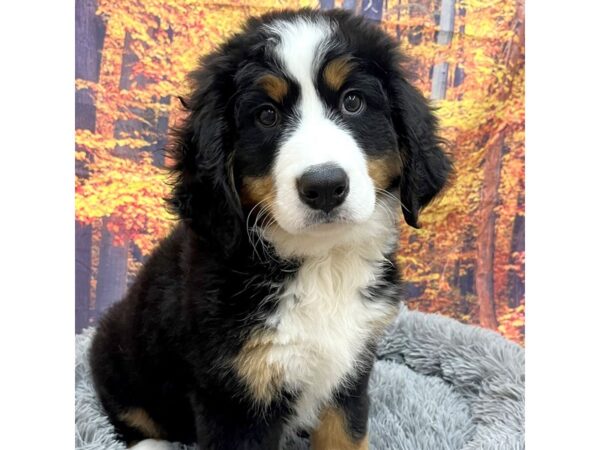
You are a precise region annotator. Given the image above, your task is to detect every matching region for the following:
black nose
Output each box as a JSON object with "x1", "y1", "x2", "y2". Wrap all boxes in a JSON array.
[{"x1": 297, "y1": 164, "x2": 349, "y2": 213}]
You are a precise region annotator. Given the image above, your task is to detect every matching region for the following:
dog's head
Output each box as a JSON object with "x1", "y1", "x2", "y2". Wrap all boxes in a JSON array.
[{"x1": 168, "y1": 9, "x2": 452, "y2": 258}]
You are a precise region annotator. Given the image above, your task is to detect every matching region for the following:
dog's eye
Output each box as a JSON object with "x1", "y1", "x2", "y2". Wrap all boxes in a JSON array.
[
  {"x1": 256, "y1": 106, "x2": 279, "y2": 128},
  {"x1": 340, "y1": 91, "x2": 364, "y2": 115}
]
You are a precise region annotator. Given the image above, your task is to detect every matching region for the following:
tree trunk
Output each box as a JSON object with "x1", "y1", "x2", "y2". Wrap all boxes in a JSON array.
[
  {"x1": 93, "y1": 32, "x2": 139, "y2": 317},
  {"x1": 151, "y1": 96, "x2": 171, "y2": 166},
  {"x1": 342, "y1": 0, "x2": 360, "y2": 15},
  {"x1": 75, "y1": 222, "x2": 93, "y2": 332},
  {"x1": 475, "y1": 129, "x2": 506, "y2": 329},
  {"x1": 394, "y1": 0, "x2": 401, "y2": 42},
  {"x1": 407, "y1": 1, "x2": 429, "y2": 46},
  {"x1": 453, "y1": 64, "x2": 464, "y2": 87},
  {"x1": 94, "y1": 27, "x2": 171, "y2": 314},
  {"x1": 320, "y1": 0, "x2": 335, "y2": 10},
  {"x1": 453, "y1": 1, "x2": 466, "y2": 88},
  {"x1": 431, "y1": 0, "x2": 456, "y2": 100},
  {"x1": 507, "y1": 192, "x2": 525, "y2": 307},
  {"x1": 95, "y1": 219, "x2": 130, "y2": 315},
  {"x1": 456, "y1": 238, "x2": 476, "y2": 298},
  {"x1": 75, "y1": 0, "x2": 105, "y2": 332},
  {"x1": 474, "y1": 0, "x2": 524, "y2": 329},
  {"x1": 360, "y1": 0, "x2": 385, "y2": 22}
]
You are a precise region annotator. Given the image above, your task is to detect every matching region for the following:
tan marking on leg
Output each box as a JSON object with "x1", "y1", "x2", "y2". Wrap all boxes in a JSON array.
[
  {"x1": 312, "y1": 407, "x2": 368, "y2": 450},
  {"x1": 258, "y1": 74, "x2": 288, "y2": 103},
  {"x1": 233, "y1": 331, "x2": 284, "y2": 404},
  {"x1": 323, "y1": 56, "x2": 357, "y2": 91},
  {"x1": 119, "y1": 408, "x2": 164, "y2": 440},
  {"x1": 367, "y1": 153, "x2": 403, "y2": 191}
]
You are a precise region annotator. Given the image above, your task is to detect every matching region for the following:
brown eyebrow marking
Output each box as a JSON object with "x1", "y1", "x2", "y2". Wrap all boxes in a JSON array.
[
  {"x1": 258, "y1": 74, "x2": 289, "y2": 103},
  {"x1": 323, "y1": 55, "x2": 357, "y2": 91}
]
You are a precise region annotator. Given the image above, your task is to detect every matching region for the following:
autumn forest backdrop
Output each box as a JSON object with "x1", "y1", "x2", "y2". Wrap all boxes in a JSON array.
[{"x1": 75, "y1": 0, "x2": 525, "y2": 344}]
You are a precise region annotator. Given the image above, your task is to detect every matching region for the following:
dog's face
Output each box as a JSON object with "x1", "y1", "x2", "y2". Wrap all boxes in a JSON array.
[
  {"x1": 169, "y1": 10, "x2": 452, "y2": 257},
  {"x1": 235, "y1": 17, "x2": 401, "y2": 237}
]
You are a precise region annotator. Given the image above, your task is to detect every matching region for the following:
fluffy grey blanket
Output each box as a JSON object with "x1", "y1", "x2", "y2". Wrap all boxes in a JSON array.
[{"x1": 76, "y1": 306, "x2": 524, "y2": 450}]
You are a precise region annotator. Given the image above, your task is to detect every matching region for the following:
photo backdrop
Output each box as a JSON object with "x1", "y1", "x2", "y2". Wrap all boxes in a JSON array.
[{"x1": 75, "y1": 0, "x2": 525, "y2": 344}]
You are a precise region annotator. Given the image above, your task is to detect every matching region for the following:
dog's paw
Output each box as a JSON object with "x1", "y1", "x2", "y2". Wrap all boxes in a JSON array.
[{"x1": 129, "y1": 439, "x2": 173, "y2": 450}]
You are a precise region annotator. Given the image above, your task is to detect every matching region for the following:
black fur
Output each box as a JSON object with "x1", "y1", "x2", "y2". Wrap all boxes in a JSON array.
[
  {"x1": 391, "y1": 78, "x2": 452, "y2": 228},
  {"x1": 90, "y1": 8, "x2": 451, "y2": 449}
]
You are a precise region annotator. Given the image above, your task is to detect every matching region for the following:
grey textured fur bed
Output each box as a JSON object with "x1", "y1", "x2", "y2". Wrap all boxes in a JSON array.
[{"x1": 75, "y1": 305, "x2": 524, "y2": 450}]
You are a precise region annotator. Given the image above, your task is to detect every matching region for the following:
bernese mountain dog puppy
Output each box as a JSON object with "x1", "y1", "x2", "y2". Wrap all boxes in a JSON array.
[{"x1": 90, "y1": 8, "x2": 451, "y2": 450}]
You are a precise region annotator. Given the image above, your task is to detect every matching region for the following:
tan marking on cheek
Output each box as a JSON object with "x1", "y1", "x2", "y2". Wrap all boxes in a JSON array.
[
  {"x1": 367, "y1": 153, "x2": 404, "y2": 191},
  {"x1": 119, "y1": 408, "x2": 164, "y2": 439},
  {"x1": 240, "y1": 175, "x2": 276, "y2": 210},
  {"x1": 323, "y1": 56, "x2": 357, "y2": 91},
  {"x1": 259, "y1": 74, "x2": 288, "y2": 103},
  {"x1": 312, "y1": 407, "x2": 369, "y2": 450},
  {"x1": 233, "y1": 331, "x2": 284, "y2": 404}
]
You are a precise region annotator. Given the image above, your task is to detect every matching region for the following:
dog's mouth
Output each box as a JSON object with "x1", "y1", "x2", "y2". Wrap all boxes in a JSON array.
[
  {"x1": 307, "y1": 209, "x2": 342, "y2": 224},
  {"x1": 259, "y1": 211, "x2": 357, "y2": 242},
  {"x1": 300, "y1": 209, "x2": 357, "y2": 232}
]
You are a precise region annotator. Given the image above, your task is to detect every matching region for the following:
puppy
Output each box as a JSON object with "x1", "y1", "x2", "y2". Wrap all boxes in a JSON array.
[{"x1": 90, "y1": 8, "x2": 451, "y2": 450}]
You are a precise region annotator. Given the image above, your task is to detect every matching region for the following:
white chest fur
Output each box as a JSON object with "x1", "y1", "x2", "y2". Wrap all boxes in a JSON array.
[{"x1": 265, "y1": 248, "x2": 396, "y2": 429}]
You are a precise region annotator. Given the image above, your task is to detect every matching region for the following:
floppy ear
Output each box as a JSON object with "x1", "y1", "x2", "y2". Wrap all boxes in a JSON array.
[
  {"x1": 391, "y1": 77, "x2": 453, "y2": 228},
  {"x1": 167, "y1": 58, "x2": 243, "y2": 257}
]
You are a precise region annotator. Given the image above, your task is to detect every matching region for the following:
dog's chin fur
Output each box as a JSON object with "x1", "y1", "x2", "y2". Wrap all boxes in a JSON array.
[
  {"x1": 265, "y1": 199, "x2": 397, "y2": 259},
  {"x1": 89, "y1": 8, "x2": 452, "y2": 449}
]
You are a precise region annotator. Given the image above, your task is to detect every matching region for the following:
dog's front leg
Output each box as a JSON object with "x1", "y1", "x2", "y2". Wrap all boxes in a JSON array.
[
  {"x1": 311, "y1": 367, "x2": 372, "y2": 450},
  {"x1": 191, "y1": 393, "x2": 284, "y2": 450}
]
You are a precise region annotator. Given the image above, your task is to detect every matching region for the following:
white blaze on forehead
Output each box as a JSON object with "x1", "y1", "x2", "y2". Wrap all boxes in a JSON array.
[
  {"x1": 265, "y1": 17, "x2": 376, "y2": 239},
  {"x1": 266, "y1": 17, "x2": 333, "y2": 113}
]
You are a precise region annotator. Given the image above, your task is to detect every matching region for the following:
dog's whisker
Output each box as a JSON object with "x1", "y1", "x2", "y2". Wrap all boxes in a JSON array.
[
  {"x1": 246, "y1": 198, "x2": 273, "y2": 261},
  {"x1": 374, "y1": 189, "x2": 401, "y2": 224},
  {"x1": 245, "y1": 195, "x2": 279, "y2": 263},
  {"x1": 254, "y1": 216, "x2": 281, "y2": 265},
  {"x1": 375, "y1": 187, "x2": 411, "y2": 213}
]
